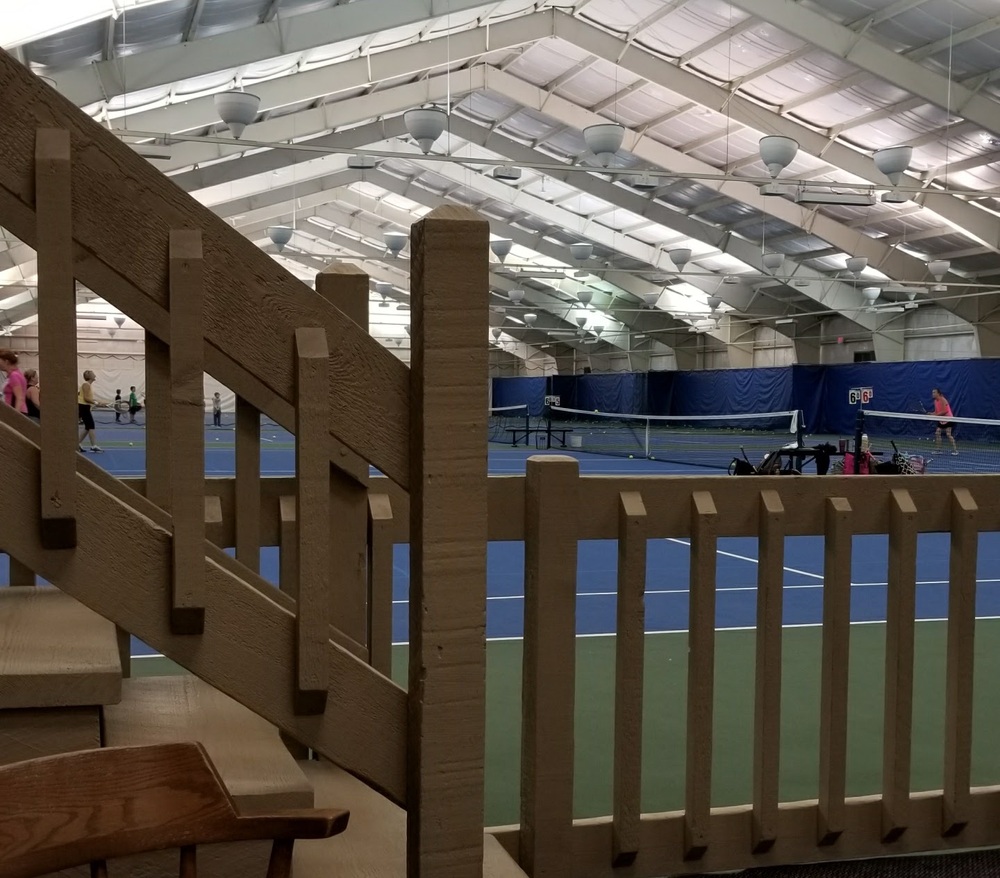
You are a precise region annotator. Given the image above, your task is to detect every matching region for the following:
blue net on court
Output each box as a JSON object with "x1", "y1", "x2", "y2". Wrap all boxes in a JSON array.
[
  {"x1": 489, "y1": 404, "x2": 530, "y2": 442},
  {"x1": 545, "y1": 405, "x2": 802, "y2": 469}
]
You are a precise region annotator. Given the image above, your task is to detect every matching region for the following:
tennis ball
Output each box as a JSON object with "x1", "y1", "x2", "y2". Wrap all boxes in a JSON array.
[
  {"x1": 628, "y1": 454, "x2": 634, "y2": 459},
  {"x1": 128, "y1": 441, "x2": 134, "y2": 446},
  {"x1": 594, "y1": 409, "x2": 599, "y2": 413}
]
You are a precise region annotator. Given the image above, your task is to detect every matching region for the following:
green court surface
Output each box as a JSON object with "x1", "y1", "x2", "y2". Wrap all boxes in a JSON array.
[{"x1": 134, "y1": 619, "x2": 1000, "y2": 827}]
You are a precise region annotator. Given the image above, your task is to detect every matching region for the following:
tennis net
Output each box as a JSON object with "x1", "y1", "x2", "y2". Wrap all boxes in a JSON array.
[
  {"x1": 862, "y1": 409, "x2": 1000, "y2": 474},
  {"x1": 548, "y1": 405, "x2": 802, "y2": 469},
  {"x1": 489, "y1": 404, "x2": 530, "y2": 442}
]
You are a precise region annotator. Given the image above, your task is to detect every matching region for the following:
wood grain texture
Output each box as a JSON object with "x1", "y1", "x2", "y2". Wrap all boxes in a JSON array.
[
  {"x1": 235, "y1": 397, "x2": 262, "y2": 573},
  {"x1": 0, "y1": 707, "x2": 100, "y2": 766},
  {"x1": 294, "y1": 327, "x2": 331, "y2": 715},
  {"x1": 296, "y1": 761, "x2": 527, "y2": 878},
  {"x1": 752, "y1": 490, "x2": 785, "y2": 853},
  {"x1": 103, "y1": 677, "x2": 314, "y2": 814},
  {"x1": 34, "y1": 128, "x2": 77, "y2": 548},
  {"x1": 520, "y1": 455, "x2": 579, "y2": 878},
  {"x1": 685, "y1": 490, "x2": 717, "y2": 860},
  {"x1": 0, "y1": 742, "x2": 348, "y2": 878},
  {"x1": 818, "y1": 496, "x2": 853, "y2": 845},
  {"x1": 0, "y1": 405, "x2": 407, "y2": 805},
  {"x1": 0, "y1": 52, "x2": 410, "y2": 487},
  {"x1": 612, "y1": 490, "x2": 646, "y2": 866},
  {"x1": 368, "y1": 493, "x2": 394, "y2": 678},
  {"x1": 490, "y1": 787, "x2": 1000, "y2": 878},
  {"x1": 943, "y1": 487, "x2": 978, "y2": 835},
  {"x1": 169, "y1": 229, "x2": 206, "y2": 634},
  {"x1": 882, "y1": 489, "x2": 918, "y2": 842},
  {"x1": 407, "y1": 206, "x2": 490, "y2": 878},
  {"x1": 0, "y1": 587, "x2": 121, "y2": 709}
]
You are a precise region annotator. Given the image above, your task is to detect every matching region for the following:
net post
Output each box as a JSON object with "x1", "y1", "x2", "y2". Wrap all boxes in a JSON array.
[
  {"x1": 645, "y1": 418, "x2": 651, "y2": 459},
  {"x1": 795, "y1": 410, "x2": 805, "y2": 447},
  {"x1": 853, "y1": 408, "x2": 865, "y2": 474}
]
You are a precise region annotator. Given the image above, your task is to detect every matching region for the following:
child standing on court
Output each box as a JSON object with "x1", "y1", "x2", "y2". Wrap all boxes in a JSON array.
[{"x1": 212, "y1": 392, "x2": 222, "y2": 427}]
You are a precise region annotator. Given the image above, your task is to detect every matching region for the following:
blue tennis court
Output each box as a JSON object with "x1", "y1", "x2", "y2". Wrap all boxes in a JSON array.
[{"x1": 65, "y1": 425, "x2": 1000, "y2": 656}]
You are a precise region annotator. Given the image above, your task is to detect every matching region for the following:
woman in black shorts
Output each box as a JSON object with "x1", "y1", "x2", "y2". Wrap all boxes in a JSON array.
[{"x1": 78, "y1": 370, "x2": 103, "y2": 453}]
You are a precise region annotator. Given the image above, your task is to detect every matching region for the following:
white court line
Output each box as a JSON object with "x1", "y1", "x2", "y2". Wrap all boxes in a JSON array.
[
  {"x1": 666, "y1": 537, "x2": 826, "y2": 581},
  {"x1": 387, "y1": 578, "x2": 1000, "y2": 605}
]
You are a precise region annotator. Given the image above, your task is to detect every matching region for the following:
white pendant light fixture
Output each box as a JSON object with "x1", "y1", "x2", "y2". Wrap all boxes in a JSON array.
[
  {"x1": 873, "y1": 146, "x2": 913, "y2": 187},
  {"x1": 759, "y1": 136, "x2": 799, "y2": 178},
  {"x1": 570, "y1": 243, "x2": 593, "y2": 262},
  {"x1": 583, "y1": 123, "x2": 625, "y2": 167},
  {"x1": 113, "y1": 316, "x2": 126, "y2": 329},
  {"x1": 668, "y1": 248, "x2": 692, "y2": 271},
  {"x1": 523, "y1": 313, "x2": 538, "y2": 326},
  {"x1": 267, "y1": 225, "x2": 293, "y2": 252},
  {"x1": 861, "y1": 286, "x2": 881, "y2": 307},
  {"x1": 762, "y1": 253, "x2": 784, "y2": 274},
  {"x1": 642, "y1": 291, "x2": 660, "y2": 308},
  {"x1": 707, "y1": 295, "x2": 722, "y2": 311},
  {"x1": 491, "y1": 327, "x2": 502, "y2": 341},
  {"x1": 490, "y1": 238, "x2": 513, "y2": 262},
  {"x1": 215, "y1": 90, "x2": 260, "y2": 139},
  {"x1": 494, "y1": 165, "x2": 522, "y2": 181},
  {"x1": 508, "y1": 288, "x2": 525, "y2": 304},
  {"x1": 384, "y1": 231, "x2": 408, "y2": 257},
  {"x1": 846, "y1": 256, "x2": 868, "y2": 278},
  {"x1": 404, "y1": 107, "x2": 448, "y2": 154},
  {"x1": 577, "y1": 289, "x2": 594, "y2": 307},
  {"x1": 575, "y1": 316, "x2": 588, "y2": 328},
  {"x1": 928, "y1": 258, "x2": 950, "y2": 292}
]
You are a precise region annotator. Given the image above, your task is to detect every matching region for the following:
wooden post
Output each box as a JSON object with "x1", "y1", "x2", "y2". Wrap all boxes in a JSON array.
[
  {"x1": 612, "y1": 490, "x2": 646, "y2": 866},
  {"x1": 316, "y1": 263, "x2": 370, "y2": 646},
  {"x1": 818, "y1": 496, "x2": 852, "y2": 844},
  {"x1": 521, "y1": 455, "x2": 578, "y2": 878},
  {"x1": 235, "y1": 396, "x2": 261, "y2": 573},
  {"x1": 882, "y1": 489, "x2": 918, "y2": 841},
  {"x1": 167, "y1": 230, "x2": 206, "y2": 635},
  {"x1": 943, "y1": 487, "x2": 978, "y2": 835},
  {"x1": 278, "y1": 495, "x2": 297, "y2": 597},
  {"x1": 685, "y1": 490, "x2": 717, "y2": 860},
  {"x1": 752, "y1": 489, "x2": 785, "y2": 852},
  {"x1": 34, "y1": 129, "x2": 77, "y2": 549},
  {"x1": 407, "y1": 206, "x2": 489, "y2": 878},
  {"x1": 294, "y1": 326, "x2": 331, "y2": 716},
  {"x1": 367, "y1": 493, "x2": 394, "y2": 678},
  {"x1": 145, "y1": 331, "x2": 171, "y2": 510}
]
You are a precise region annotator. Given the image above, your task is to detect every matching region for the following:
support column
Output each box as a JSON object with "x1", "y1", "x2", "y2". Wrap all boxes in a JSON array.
[{"x1": 407, "y1": 206, "x2": 489, "y2": 878}]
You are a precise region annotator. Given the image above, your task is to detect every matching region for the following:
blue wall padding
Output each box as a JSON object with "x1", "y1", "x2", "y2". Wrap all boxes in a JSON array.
[{"x1": 492, "y1": 358, "x2": 1000, "y2": 435}]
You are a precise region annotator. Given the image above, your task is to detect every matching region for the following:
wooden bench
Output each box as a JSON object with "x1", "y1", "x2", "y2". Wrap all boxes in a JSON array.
[{"x1": 0, "y1": 742, "x2": 349, "y2": 878}]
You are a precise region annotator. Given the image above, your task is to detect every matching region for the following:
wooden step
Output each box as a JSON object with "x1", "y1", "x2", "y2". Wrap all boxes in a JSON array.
[
  {"x1": 102, "y1": 676, "x2": 314, "y2": 814},
  {"x1": 294, "y1": 761, "x2": 528, "y2": 878},
  {"x1": 0, "y1": 586, "x2": 121, "y2": 709}
]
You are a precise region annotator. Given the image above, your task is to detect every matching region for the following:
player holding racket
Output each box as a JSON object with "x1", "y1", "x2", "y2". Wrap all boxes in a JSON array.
[{"x1": 930, "y1": 388, "x2": 958, "y2": 455}]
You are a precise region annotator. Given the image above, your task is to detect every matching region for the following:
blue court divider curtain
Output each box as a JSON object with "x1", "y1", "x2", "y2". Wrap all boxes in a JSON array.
[
  {"x1": 490, "y1": 376, "x2": 546, "y2": 415},
  {"x1": 669, "y1": 367, "x2": 793, "y2": 416},
  {"x1": 491, "y1": 359, "x2": 1000, "y2": 434}
]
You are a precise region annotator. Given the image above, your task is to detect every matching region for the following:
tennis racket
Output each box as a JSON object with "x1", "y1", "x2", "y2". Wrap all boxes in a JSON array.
[{"x1": 907, "y1": 394, "x2": 928, "y2": 414}]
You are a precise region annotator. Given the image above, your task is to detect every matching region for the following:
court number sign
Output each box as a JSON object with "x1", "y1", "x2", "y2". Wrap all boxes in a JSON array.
[
  {"x1": 849, "y1": 387, "x2": 874, "y2": 405},
  {"x1": 544, "y1": 395, "x2": 561, "y2": 406}
]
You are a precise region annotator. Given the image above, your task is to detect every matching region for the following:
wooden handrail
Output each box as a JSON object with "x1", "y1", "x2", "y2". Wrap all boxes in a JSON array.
[
  {"x1": 0, "y1": 53, "x2": 409, "y2": 487},
  {"x1": 0, "y1": 743, "x2": 348, "y2": 878}
]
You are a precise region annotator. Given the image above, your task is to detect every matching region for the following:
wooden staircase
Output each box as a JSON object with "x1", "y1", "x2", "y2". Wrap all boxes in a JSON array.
[{"x1": 0, "y1": 43, "x2": 497, "y2": 878}]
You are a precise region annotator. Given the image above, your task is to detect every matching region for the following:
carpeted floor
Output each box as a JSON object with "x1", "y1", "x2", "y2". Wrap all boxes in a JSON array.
[{"x1": 737, "y1": 848, "x2": 1000, "y2": 876}]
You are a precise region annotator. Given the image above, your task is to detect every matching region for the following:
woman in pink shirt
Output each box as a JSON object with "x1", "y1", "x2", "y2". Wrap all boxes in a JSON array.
[
  {"x1": 931, "y1": 387, "x2": 958, "y2": 455},
  {"x1": 0, "y1": 350, "x2": 27, "y2": 414}
]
